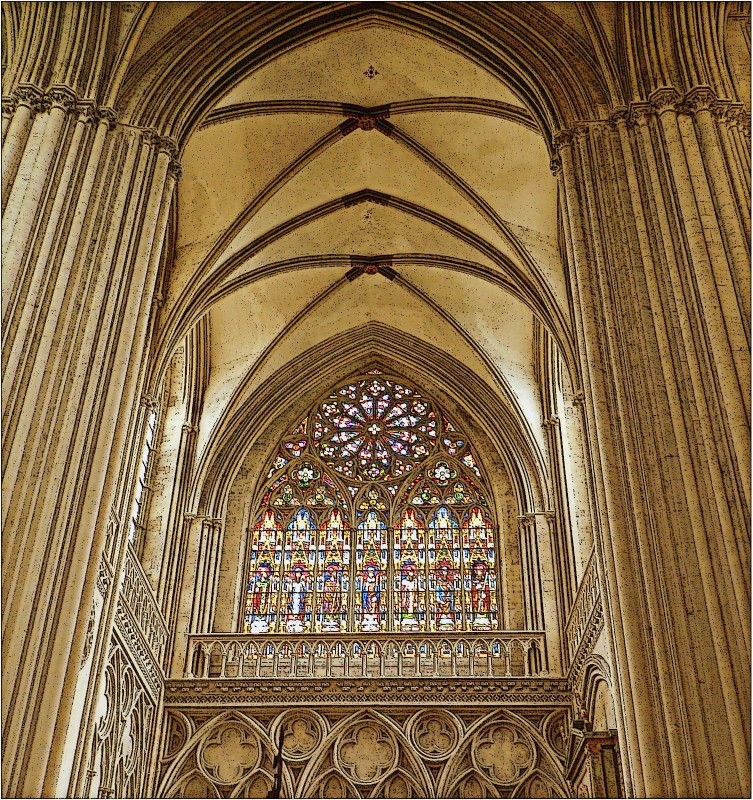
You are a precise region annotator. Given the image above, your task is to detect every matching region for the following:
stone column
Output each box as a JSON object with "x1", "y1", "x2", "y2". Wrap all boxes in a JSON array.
[
  {"x1": 553, "y1": 85, "x2": 750, "y2": 797},
  {"x1": 0, "y1": 82, "x2": 179, "y2": 795},
  {"x1": 191, "y1": 518, "x2": 225, "y2": 632}
]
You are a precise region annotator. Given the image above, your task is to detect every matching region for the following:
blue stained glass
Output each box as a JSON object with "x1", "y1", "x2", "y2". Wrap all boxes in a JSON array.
[{"x1": 246, "y1": 376, "x2": 499, "y2": 634}]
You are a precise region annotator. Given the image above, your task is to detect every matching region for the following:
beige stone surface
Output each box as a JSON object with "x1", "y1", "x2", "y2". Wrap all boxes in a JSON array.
[{"x1": 1, "y1": 3, "x2": 750, "y2": 797}]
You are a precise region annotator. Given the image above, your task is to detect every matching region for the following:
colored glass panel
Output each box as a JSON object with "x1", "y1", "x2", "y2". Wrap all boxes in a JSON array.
[
  {"x1": 244, "y1": 373, "x2": 502, "y2": 634},
  {"x1": 355, "y1": 511, "x2": 388, "y2": 631},
  {"x1": 317, "y1": 509, "x2": 349, "y2": 632}
]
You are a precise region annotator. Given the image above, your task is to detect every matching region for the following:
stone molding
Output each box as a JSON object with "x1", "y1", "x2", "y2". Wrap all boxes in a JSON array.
[
  {"x1": 164, "y1": 677, "x2": 571, "y2": 706},
  {"x1": 551, "y1": 85, "x2": 753, "y2": 148}
]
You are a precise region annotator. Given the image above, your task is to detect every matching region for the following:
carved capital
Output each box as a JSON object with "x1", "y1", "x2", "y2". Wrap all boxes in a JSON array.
[
  {"x1": 47, "y1": 84, "x2": 78, "y2": 113},
  {"x1": 157, "y1": 135, "x2": 179, "y2": 159},
  {"x1": 552, "y1": 128, "x2": 575, "y2": 151},
  {"x1": 682, "y1": 86, "x2": 717, "y2": 114},
  {"x1": 98, "y1": 107, "x2": 117, "y2": 130},
  {"x1": 140, "y1": 127, "x2": 160, "y2": 148},
  {"x1": 75, "y1": 99, "x2": 99, "y2": 125},
  {"x1": 14, "y1": 83, "x2": 45, "y2": 110},
  {"x1": 649, "y1": 87, "x2": 682, "y2": 115},
  {"x1": 608, "y1": 106, "x2": 629, "y2": 128},
  {"x1": 140, "y1": 394, "x2": 159, "y2": 410},
  {"x1": 571, "y1": 389, "x2": 586, "y2": 407},
  {"x1": 627, "y1": 102, "x2": 653, "y2": 129},
  {"x1": 543, "y1": 415, "x2": 560, "y2": 428},
  {"x1": 710, "y1": 99, "x2": 733, "y2": 123},
  {"x1": 182, "y1": 423, "x2": 199, "y2": 435},
  {"x1": 168, "y1": 159, "x2": 183, "y2": 181},
  {"x1": 2, "y1": 95, "x2": 17, "y2": 117},
  {"x1": 739, "y1": 109, "x2": 752, "y2": 140}
]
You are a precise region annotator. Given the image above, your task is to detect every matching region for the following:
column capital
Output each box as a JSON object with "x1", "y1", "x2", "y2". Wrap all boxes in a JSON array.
[
  {"x1": 140, "y1": 394, "x2": 159, "y2": 410},
  {"x1": 682, "y1": 86, "x2": 717, "y2": 115},
  {"x1": 608, "y1": 106, "x2": 630, "y2": 128},
  {"x1": 2, "y1": 95, "x2": 17, "y2": 117},
  {"x1": 571, "y1": 389, "x2": 586, "y2": 407},
  {"x1": 168, "y1": 159, "x2": 183, "y2": 181},
  {"x1": 74, "y1": 99, "x2": 99, "y2": 125},
  {"x1": 627, "y1": 101, "x2": 653, "y2": 128},
  {"x1": 13, "y1": 83, "x2": 45, "y2": 111},
  {"x1": 47, "y1": 84, "x2": 78, "y2": 113},
  {"x1": 649, "y1": 87, "x2": 682, "y2": 114},
  {"x1": 552, "y1": 128, "x2": 575, "y2": 151},
  {"x1": 98, "y1": 107, "x2": 118, "y2": 130}
]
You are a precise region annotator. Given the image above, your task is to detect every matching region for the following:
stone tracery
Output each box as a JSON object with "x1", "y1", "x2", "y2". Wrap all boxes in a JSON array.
[{"x1": 1, "y1": 3, "x2": 749, "y2": 799}]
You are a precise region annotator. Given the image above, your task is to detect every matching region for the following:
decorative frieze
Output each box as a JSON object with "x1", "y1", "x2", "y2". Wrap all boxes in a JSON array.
[
  {"x1": 121, "y1": 545, "x2": 169, "y2": 664},
  {"x1": 565, "y1": 552, "x2": 606, "y2": 696},
  {"x1": 165, "y1": 676, "x2": 570, "y2": 706},
  {"x1": 156, "y1": 705, "x2": 571, "y2": 798},
  {"x1": 114, "y1": 597, "x2": 164, "y2": 700}
]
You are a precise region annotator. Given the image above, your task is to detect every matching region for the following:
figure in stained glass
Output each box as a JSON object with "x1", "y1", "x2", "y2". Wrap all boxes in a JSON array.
[
  {"x1": 283, "y1": 509, "x2": 316, "y2": 632},
  {"x1": 393, "y1": 507, "x2": 425, "y2": 630},
  {"x1": 428, "y1": 506, "x2": 461, "y2": 630},
  {"x1": 245, "y1": 373, "x2": 501, "y2": 634},
  {"x1": 469, "y1": 560, "x2": 492, "y2": 629},
  {"x1": 463, "y1": 506, "x2": 497, "y2": 630},
  {"x1": 246, "y1": 562, "x2": 275, "y2": 633},
  {"x1": 361, "y1": 560, "x2": 381, "y2": 618},
  {"x1": 318, "y1": 509, "x2": 348, "y2": 631},
  {"x1": 433, "y1": 560, "x2": 457, "y2": 630},
  {"x1": 399, "y1": 562, "x2": 419, "y2": 616}
]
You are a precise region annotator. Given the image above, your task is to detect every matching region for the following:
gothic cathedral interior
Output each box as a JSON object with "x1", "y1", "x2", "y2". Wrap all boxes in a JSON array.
[{"x1": 2, "y1": 3, "x2": 750, "y2": 798}]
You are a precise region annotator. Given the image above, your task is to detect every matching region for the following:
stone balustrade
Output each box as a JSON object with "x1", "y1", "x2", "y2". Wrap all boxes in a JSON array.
[
  {"x1": 121, "y1": 545, "x2": 169, "y2": 663},
  {"x1": 185, "y1": 631, "x2": 547, "y2": 680},
  {"x1": 564, "y1": 550, "x2": 600, "y2": 663}
]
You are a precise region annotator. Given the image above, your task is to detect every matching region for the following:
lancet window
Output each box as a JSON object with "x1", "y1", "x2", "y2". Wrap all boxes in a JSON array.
[{"x1": 243, "y1": 372, "x2": 500, "y2": 634}]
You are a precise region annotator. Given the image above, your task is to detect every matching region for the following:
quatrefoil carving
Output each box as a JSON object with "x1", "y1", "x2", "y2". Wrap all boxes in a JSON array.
[
  {"x1": 199, "y1": 723, "x2": 260, "y2": 784},
  {"x1": 336, "y1": 723, "x2": 396, "y2": 784},
  {"x1": 472, "y1": 724, "x2": 534, "y2": 785}
]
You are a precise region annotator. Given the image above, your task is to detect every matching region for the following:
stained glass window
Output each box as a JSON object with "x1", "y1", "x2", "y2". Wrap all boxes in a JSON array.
[{"x1": 243, "y1": 373, "x2": 500, "y2": 633}]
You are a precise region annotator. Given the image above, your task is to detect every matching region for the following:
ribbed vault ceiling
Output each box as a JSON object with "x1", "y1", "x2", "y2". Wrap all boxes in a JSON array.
[{"x1": 156, "y1": 20, "x2": 571, "y2": 472}]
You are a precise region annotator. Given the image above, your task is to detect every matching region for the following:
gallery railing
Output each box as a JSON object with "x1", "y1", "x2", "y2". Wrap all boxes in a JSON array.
[
  {"x1": 121, "y1": 545, "x2": 169, "y2": 663},
  {"x1": 184, "y1": 631, "x2": 547, "y2": 680},
  {"x1": 564, "y1": 549, "x2": 600, "y2": 664}
]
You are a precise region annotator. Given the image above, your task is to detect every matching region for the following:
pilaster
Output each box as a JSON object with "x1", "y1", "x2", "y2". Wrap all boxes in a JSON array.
[
  {"x1": 0, "y1": 79, "x2": 180, "y2": 798},
  {"x1": 552, "y1": 85, "x2": 750, "y2": 797}
]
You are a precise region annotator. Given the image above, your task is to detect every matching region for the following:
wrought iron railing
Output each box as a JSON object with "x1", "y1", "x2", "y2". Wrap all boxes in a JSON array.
[
  {"x1": 564, "y1": 549, "x2": 600, "y2": 663},
  {"x1": 184, "y1": 631, "x2": 547, "y2": 680}
]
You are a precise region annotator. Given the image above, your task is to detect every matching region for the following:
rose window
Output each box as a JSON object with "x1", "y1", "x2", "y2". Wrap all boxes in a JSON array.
[
  {"x1": 245, "y1": 372, "x2": 499, "y2": 634},
  {"x1": 312, "y1": 377, "x2": 438, "y2": 482}
]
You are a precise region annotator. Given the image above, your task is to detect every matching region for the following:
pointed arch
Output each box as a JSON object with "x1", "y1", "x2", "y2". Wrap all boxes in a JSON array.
[{"x1": 240, "y1": 371, "x2": 508, "y2": 634}]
